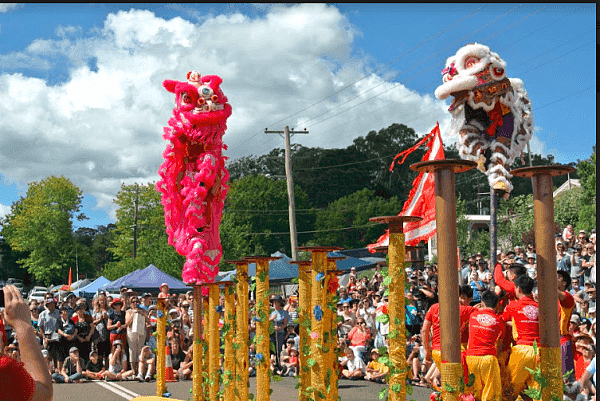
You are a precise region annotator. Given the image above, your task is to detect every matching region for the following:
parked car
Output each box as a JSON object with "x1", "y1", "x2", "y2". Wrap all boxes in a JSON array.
[
  {"x1": 28, "y1": 290, "x2": 47, "y2": 303},
  {"x1": 28, "y1": 286, "x2": 48, "y2": 296}
]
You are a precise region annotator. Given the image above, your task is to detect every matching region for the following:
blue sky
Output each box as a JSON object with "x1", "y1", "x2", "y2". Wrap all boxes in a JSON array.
[{"x1": 0, "y1": 3, "x2": 595, "y2": 229}]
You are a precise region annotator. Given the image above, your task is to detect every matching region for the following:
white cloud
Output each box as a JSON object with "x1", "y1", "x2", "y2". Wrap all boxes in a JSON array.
[
  {"x1": 0, "y1": 4, "x2": 451, "y2": 221},
  {"x1": 0, "y1": 3, "x2": 20, "y2": 13},
  {"x1": 0, "y1": 203, "x2": 10, "y2": 219}
]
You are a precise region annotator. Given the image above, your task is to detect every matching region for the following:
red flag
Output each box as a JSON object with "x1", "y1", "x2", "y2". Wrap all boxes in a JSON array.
[
  {"x1": 67, "y1": 267, "x2": 72, "y2": 289},
  {"x1": 368, "y1": 123, "x2": 445, "y2": 252}
]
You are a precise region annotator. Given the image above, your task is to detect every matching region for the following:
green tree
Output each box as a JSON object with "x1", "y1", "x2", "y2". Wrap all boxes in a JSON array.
[
  {"x1": 497, "y1": 194, "x2": 535, "y2": 248},
  {"x1": 314, "y1": 188, "x2": 404, "y2": 249},
  {"x1": 0, "y1": 176, "x2": 84, "y2": 285},
  {"x1": 220, "y1": 175, "x2": 314, "y2": 263},
  {"x1": 103, "y1": 183, "x2": 183, "y2": 280},
  {"x1": 576, "y1": 146, "x2": 596, "y2": 232}
]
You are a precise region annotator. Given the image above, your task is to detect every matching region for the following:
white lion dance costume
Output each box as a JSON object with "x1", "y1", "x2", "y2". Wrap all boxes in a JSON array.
[
  {"x1": 435, "y1": 43, "x2": 533, "y2": 195},
  {"x1": 157, "y1": 71, "x2": 231, "y2": 285}
]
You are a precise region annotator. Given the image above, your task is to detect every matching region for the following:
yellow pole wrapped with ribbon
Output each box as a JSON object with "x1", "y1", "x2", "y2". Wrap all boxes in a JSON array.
[
  {"x1": 191, "y1": 286, "x2": 203, "y2": 401},
  {"x1": 156, "y1": 297, "x2": 167, "y2": 397},
  {"x1": 202, "y1": 296, "x2": 209, "y2": 398},
  {"x1": 227, "y1": 260, "x2": 250, "y2": 401},
  {"x1": 246, "y1": 256, "x2": 279, "y2": 401},
  {"x1": 291, "y1": 260, "x2": 312, "y2": 401},
  {"x1": 370, "y1": 215, "x2": 421, "y2": 401},
  {"x1": 223, "y1": 282, "x2": 236, "y2": 401},
  {"x1": 299, "y1": 247, "x2": 342, "y2": 401},
  {"x1": 325, "y1": 256, "x2": 343, "y2": 401},
  {"x1": 207, "y1": 284, "x2": 220, "y2": 400}
]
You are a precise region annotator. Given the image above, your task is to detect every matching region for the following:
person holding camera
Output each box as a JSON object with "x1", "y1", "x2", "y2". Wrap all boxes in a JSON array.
[
  {"x1": 1, "y1": 285, "x2": 53, "y2": 401},
  {"x1": 103, "y1": 339, "x2": 134, "y2": 381}
]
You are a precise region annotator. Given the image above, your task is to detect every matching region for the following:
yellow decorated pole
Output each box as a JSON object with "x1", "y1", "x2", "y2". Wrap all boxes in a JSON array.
[
  {"x1": 325, "y1": 257, "x2": 344, "y2": 401},
  {"x1": 246, "y1": 256, "x2": 280, "y2": 401},
  {"x1": 227, "y1": 260, "x2": 250, "y2": 401},
  {"x1": 370, "y1": 216, "x2": 421, "y2": 401},
  {"x1": 299, "y1": 247, "x2": 342, "y2": 401},
  {"x1": 202, "y1": 296, "x2": 209, "y2": 398},
  {"x1": 291, "y1": 260, "x2": 313, "y2": 401},
  {"x1": 191, "y1": 286, "x2": 204, "y2": 401},
  {"x1": 156, "y1": 297, "x2": 167, "y2": 397},
  {"x1": 223, "y1": 282, "x2": 236, "y2": 401},
  {"x1": 411, "y1": 160, "x2": 476, "y2": 401},
  {"x1": 207, "y1": 284, "x2": 220, "y2": 400},
  {"x1": 512, "y1": 165, "x2": 575, "y2": 401}
]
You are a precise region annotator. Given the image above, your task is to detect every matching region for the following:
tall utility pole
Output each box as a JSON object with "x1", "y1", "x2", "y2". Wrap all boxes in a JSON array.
[{"x1": 264, "y1": 126, "x2": 309, "y2": 261}]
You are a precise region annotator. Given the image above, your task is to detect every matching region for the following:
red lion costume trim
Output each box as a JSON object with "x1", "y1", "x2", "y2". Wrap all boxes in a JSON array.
[{"x1": 157, "y1": 71, "x2": 232, "y2": 285}]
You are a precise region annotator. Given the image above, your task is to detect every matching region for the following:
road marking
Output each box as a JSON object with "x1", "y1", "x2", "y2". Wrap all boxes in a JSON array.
[{"x1": 95, "y1": 381, "x2": 141, "y2": 400}]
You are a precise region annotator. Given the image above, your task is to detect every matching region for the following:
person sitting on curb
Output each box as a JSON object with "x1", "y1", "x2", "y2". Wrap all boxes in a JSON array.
[
  {"x1": 0, "y1": 285, "x2": 53, "y2": 401},
  {"x1": 103, "y1": 340, "x2": 135, "y2": 381},
  {"x1": 340, "y1": 346, "x2": 366, "y2": 380},
  {"x1": 136, "y1": 346, "x2": 155, "y2": 382},
  {"x1": 365, "y1": 348, "x2": 388, "y2": 383},
  {"x1": 52, "y1": 347, "x2": 84, "y2": 383},
  {"x1": 83, "y1": 350, "x2": 106, "y2": 381}
]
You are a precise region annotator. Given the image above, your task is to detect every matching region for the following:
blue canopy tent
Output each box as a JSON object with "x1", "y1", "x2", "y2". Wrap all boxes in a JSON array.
[
  {"x1": 102, "y1": 269, "x2": 142, "y2": 291},
  {"x1": 118, "y1": 264, "x2": 189, "y2": 294},
  {"x1": 73, "y1": 276, "x2": 111, "y2": 298}
]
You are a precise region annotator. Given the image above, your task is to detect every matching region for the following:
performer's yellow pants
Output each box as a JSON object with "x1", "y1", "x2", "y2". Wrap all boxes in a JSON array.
[
  {"x1": 506, "y1": 344, "x2": 539, "y2": 401},
  {"x1": 497, "y1": 348, "x2": 512, "y2": 400},
  {"x1": 432, "y1": 349, "x2": 442, "y2": 370},
  {"x1": 466, "y1": 355, "x2": 502, "y2": 401}
]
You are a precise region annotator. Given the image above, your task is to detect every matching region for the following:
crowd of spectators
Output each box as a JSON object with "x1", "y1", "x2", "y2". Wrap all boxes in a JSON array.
[{"x1": 0, "y1": 227, "x2": 595, "y2": 399}]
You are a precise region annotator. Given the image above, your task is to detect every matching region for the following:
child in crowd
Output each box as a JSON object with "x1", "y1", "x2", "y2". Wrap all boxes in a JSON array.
[{"x1": 83, "y1": 350, "x2": 105, "y2": 381}]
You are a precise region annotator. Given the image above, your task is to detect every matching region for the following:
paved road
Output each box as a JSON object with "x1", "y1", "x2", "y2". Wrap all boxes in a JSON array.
[{"x1": 53, "y1": 377, "x2": 434, "y2": 400}]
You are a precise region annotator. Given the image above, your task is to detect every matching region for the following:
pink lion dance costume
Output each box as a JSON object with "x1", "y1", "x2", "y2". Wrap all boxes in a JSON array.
[
  {"x1": 157, "y1": 71, "x2": 232, "y2": 285},
  {"x1": 435, "y1": 43, "x2": 533, "y2": 197}
]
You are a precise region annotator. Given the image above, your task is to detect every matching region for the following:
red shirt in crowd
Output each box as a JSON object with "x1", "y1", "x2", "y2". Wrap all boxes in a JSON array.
[
  {"x1": 425, "y1": 303, "x2": 477, "y2": 351},
  {"x1": 466, "y1": 309, "x2": 506, "y2": 356},
  {"x1": 501, "y1": 295, "x2": 540, "y2": 346},
  {"x1": 558, "y1": 291, "x2": 575, "y2": 345},
  {"x1": 347, "y1": 326, "x2": 370, "y2": 347}
]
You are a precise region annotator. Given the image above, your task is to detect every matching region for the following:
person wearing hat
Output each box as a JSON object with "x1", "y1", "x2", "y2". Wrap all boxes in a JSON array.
[
  {"x1": 158, "y1": 283, "x2": 170, "y2": 299},
  {"x1": 103, "y1": 339, "x2": 135, "y2": 381},
  {"x1": 139, "y1": 293, "x2": 153, "y2": 311},
  {"x1": 365, "y1": 348, "x2": 388, "y2": 383},
  {"x1": 107, "y1": 298, "x2": 127, "y2": 347},
  {"x1": 72, "y1": 303, "x2": 95, "y2": 359},
  {"x1": 83, "y1": 349, "x2": 106, "y2": 381},
  {"x1": 269, "y1": 295, "x2": 289, "y2": 367},
  {"x1": 52, "y1": 346, "x2": 84, "y2": 383},
  {"x1": 37, "y1": 296, "x2": 63, "y2": 372}
]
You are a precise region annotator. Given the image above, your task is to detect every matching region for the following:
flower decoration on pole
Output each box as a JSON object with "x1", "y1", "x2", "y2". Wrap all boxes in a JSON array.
[
  {"x1": 327, "y1": 275, "x2": 339, "y2": 294},
  {"x1": 310, "y1": 331, "x2": 319, "y2": 340},
  {"x1": 315, "y1": 272, "x2": 325, "y2": 283},
  {"x1": 313, "y1": 305, "x2": 323, "y2": 322}
]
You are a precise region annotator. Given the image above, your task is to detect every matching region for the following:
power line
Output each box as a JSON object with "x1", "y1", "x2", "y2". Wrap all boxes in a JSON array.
[{"x1": 243, "y1": 222, "x2": 380, "y2": 236}]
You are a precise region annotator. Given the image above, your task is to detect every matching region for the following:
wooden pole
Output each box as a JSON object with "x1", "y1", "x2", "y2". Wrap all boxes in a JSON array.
[
  {"x1": 192, "y1": 285, "x2": 204, "y2": 401},
  {"x1": 370, "y1": 215, "x2": 421, "y2": 401},
  {"x1": 412, "y1": 159, "x2": 476, "y2": 401},
  {"x1": 512, "y1": 165, "x2": 574, "y2": 401}
]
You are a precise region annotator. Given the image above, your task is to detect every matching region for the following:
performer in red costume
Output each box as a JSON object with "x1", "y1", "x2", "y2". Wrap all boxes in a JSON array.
[
  {"x1": 501, "y1": 275, "x2": 540, "y2": 401},
  {"x1": 557, "y1": 270, "x2": 576, "y2": 379},
  {"x1": 466, "y1": 290, "x2": 506, "y2": 401}
]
